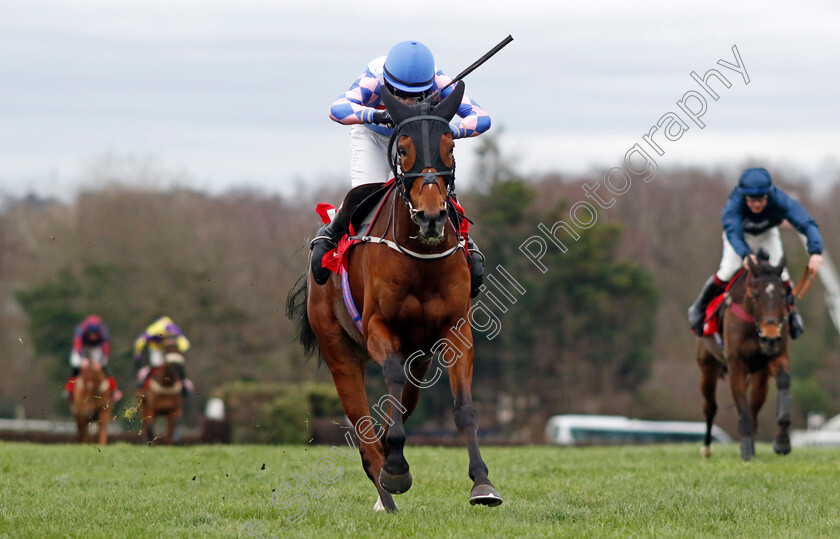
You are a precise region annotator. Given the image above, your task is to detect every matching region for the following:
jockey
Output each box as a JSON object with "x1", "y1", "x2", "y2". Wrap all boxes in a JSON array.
[
  {"x1": 687, "y1": 167, "x2": 824, "y2": 338},
  {"x1": 313, "y1": 40, "x2": 491, "y2": 297},
  {"x1": 64, "y1": 315, "x2": 122, "y2": 401},
  {"x1": 133, "y1": 316, "x2": 194, "y2": 396}
]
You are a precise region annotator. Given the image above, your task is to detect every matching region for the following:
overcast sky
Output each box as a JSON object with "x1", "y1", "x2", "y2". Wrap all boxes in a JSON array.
[{"x1": 2, "y1": 1, "x2": 839, "y2": 201}]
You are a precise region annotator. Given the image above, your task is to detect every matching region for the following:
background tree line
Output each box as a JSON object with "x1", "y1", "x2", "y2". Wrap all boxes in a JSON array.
[{"x1": 1, "y1": 139, "x2": 838, "y2": 442}]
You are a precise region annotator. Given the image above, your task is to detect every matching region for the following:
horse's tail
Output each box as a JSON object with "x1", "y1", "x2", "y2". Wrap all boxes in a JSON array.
[{"x1": 286, "y1": 273, "x2": 318, "y2": 359}]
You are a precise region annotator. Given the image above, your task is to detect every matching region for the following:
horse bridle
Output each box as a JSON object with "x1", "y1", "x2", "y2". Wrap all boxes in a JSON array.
[
  {"x1": 387, "y1": 109, "x2": 457, "y2": 217},
  {"x1": 735, "y1": 275, "x2": 788, "y2": 338}
]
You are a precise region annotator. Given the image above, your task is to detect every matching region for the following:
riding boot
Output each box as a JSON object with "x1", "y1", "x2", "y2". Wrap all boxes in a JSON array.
[
  {"x1": 788, "y1": 293, "x2": 805, "y2": 339},
  {"x1": 310, "y1": 207, "x2": 348, "y2": 285},
  {"x1": 446, "y1": 194, "x2": 484, "y2": 298},
  {"x1": 687, "y1": 275, "x2": 726, "y2": 335},
  {"x1": 310, "y1": 183, "x2": 385, "y2": 286},
  {"x1": 466, "y1": 236, "x2": 485, "y2": 299},
  {"x1": 100, "y1": 367, "x2": 121, "y2": 401},
  {"x1": 174, "y1": 363, "x2": 193, "y2": 397},
  {"x1": 63, "y1": 367, "x2": 81, "y2": 400}
]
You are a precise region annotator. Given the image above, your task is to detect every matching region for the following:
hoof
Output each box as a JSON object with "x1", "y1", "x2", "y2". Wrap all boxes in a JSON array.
[
  {"x1": 380, "y1": 469, "x2": 412, "y2": 495},
  {"x1": 373, "y1": 496, "x2": 386, "y2": 512},
  {"x1": 469, "y1": 484, "x2": 503, "y2": 507},
  {"x1": 740, "y1": 439, "x2": 754, "y2": 462},
  {"x1": 773, "y1": 436, "x2": 792, "y2": 455},
  {"x1": 700, "y1": 445, "x2": 712, "y2": 458}
]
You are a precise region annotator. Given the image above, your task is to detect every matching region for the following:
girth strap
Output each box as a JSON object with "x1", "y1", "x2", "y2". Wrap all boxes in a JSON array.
[{"x1": 348, "y1": 234, "x2": 465, "y2": 260}]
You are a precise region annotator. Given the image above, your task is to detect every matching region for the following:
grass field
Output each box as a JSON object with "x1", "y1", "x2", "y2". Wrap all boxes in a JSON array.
[{"x1": 2, "y1": 441, "x2": 840, "y2": 538}]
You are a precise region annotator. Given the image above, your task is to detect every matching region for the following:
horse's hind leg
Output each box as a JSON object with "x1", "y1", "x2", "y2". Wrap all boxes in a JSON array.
[
  {"x1": 447, "y1": 334, "x2": 502, "y2": 506},
  {"x1": 697, "y1": 347, "x2": 720, "y2": 457}
]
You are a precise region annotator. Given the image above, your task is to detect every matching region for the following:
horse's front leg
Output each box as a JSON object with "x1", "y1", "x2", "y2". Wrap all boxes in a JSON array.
[
  {"x1": 728, "y1": 362, "x2": 755, "y2": 461},
  {"x1": 366, "y1": 318, "x2": 412, "y2": 495},
  {"x1": 75, "y1": 413, "x2": 88, "y2": 443},
  {"x1": 140, "y1": 399, "x2": 155, "y2": 444},
  {"x1": 772, "y1": 364, "x2": 792, "y2": 455},
  {"x1": 378, "y1": 352, "x2": 412, "y2": 495},
  {"x1": 165, "y1": 406, "x2": 182, "y2": 445},
  {"x1": 97, "y1": 404, "x2": 110, "y2": 445},
  {"x1": 447, "y1": 329, "x2": 502, "y2": 506},
  {"x1": 749, "y1": 370, "x2": 769, "y2": 440}
]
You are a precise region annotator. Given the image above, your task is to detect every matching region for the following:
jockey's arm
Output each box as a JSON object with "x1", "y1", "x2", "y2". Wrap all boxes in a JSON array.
[
  {"x1": 329, "y1": 68, "x2": 383, "y2": 126},
  {"x1": 721, "y1": 189, "x2": 752, "y2": 259}
]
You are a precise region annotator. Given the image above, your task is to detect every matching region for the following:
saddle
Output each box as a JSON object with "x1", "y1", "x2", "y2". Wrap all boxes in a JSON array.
[
  {"x1": 316, "y1": 181, "x2": 395, "y2": 276},
  {"x1": 702, "y1": 269, "x2": 746, "y2": 339}
]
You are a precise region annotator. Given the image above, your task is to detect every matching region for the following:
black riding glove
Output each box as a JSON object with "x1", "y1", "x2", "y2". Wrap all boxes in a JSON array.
[{"x1": 372, "y1": 110, "x2": 393, "y2": 127}]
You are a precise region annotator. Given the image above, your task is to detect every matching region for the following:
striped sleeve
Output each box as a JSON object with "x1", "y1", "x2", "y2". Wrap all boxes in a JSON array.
[
  {"x1": 434, "y1": 71, "x2": 491, "y2": 139},
  {"x1": 329, "y1": 66, "x2": 382, "y2": 126}
]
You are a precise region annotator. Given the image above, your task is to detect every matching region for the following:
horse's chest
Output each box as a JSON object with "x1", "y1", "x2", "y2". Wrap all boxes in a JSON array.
[{"x1": 384, "y1": 293, "x2": 450, "y2": 329}]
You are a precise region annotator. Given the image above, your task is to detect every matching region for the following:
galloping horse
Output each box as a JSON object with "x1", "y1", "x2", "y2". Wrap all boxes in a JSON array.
[
  {"x1": 137, "y1": 339, "x2": 185, "y2": 445},
  {"x1": 72, "y1": 356, "x2": 112, "y2": 444},
  {"x1": 287, "y1": 81, "x2": 502, "y2": 512},
  {"x1": 696, "y1": 250, "x2": 792, "y2": 461}
]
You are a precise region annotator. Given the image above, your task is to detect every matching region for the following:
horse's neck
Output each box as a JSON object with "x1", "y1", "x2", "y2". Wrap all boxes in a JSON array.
[
  {"x1": 160, "y1": 363, "x2": 182, "y2": 383},
  {"x1": 727, "y1": 273, "x2": 751, "y2": 309},
  {"x1": 81, "y1": 364, "x2": 103, "y2": 382}
]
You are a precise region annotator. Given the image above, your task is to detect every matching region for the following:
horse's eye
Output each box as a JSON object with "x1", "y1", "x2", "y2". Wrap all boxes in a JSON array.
[{"x1": 398, "y1": 148, "x2": 407, "y2": 157}]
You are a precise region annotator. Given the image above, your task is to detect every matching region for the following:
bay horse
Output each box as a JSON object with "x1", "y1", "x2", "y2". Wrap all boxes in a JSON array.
[
  {"x1": 72, "y1": 356, "x2": 112, "y2": 444},
  {"x1": 287, "y1": 81, "x2": 502, "y2": 512},
  {"x1": 137, "y1": 340, "x2": 185, "y2": 445},
  {"x1": 696, "y1": 250, "x2": 792, "y2": 461}
]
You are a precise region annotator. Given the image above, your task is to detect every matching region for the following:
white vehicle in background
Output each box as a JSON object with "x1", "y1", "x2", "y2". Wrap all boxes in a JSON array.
[
  {"x1": 791, "y1": 413, "x2": 840, "y2": 448},
  {"x1": 545, "y1": 414, "x2": 732, "y2": 446}
]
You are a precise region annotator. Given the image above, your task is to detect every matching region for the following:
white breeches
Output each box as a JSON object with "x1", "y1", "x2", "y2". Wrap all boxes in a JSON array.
[
  {"x1": 148, "y1": 348, "x2": 165, "y2": 367},
  {"x1": 70, "y1": 345, "x2": 106, "y2": 367},
  {"x1": 349, "y1": 125, "x2": 395, "y2": 187},
  {"x1": 716, "y1": 228, "x2": 790, "y2": 283}
]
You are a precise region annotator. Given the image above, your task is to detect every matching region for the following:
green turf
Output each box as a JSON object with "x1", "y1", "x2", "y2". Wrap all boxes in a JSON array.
[{"x1": 1, "y1": 441, "x2": 839, "y2": 538}]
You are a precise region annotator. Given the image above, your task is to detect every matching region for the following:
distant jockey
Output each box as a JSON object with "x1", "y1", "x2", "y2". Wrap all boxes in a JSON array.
[
  {"x1": 311, "y1": 40, "x2": 491, "y2": 297},
  {"x1": 63, "y1": 315, "x2": 122, "y2": 402},
  {"x1": 687, "y1": 167, "x2": 824, "y2": 339},
  {"x1": 133, "y1": 316, "x2": 194, "y2": 396}
]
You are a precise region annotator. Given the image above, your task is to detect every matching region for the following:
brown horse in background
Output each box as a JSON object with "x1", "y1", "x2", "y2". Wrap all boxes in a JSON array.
[
  {"x1": 137, "y1": 340, "x2": 185, "y2": 445},
  {"x1": 287, "y1": 81, "x2": 502, "y2": 513},
  {"x1": 72, "y1": 357, "x2": 112, "y2": 444},
  {"x1": 697, "y1": 250, "x2": 792, "y2": 461}
]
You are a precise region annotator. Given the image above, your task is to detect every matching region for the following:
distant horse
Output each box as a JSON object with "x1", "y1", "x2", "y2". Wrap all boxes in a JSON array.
[
  {"x1": 287, "y1": 81, "x2": 502, "y2": 512},
  {"x1": 137, "y1": 341, "x2": 185, "y2": 445},
  {"x1": 696, "y1": 250, "x2": 792, "y2": 461},
  {"x1": 72, "y1": 356, "x2": 112, "y2": 444}
]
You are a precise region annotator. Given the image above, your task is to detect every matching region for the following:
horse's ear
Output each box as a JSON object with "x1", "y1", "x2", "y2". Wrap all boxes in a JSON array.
[
  {"x1": 747, "y1": 255, "x2": 761, "y2": 276},
  {"x1": 775, "y1": 255, "x2": 786, "y2": 276},
  {"x1": 434, "y1": 80, "x2": 465, "y2": 122},
  {"x1": 380, "y1": 82, "x2": 412, "y2": 125}
]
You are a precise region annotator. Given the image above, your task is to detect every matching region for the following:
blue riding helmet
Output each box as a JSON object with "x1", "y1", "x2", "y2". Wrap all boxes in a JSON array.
[
  {"x1": 738, "y1": 167, "x2": 772, "y2": 196},
  {"x1": 383, "y1": 41, "x2": 436, "y2": 94}
]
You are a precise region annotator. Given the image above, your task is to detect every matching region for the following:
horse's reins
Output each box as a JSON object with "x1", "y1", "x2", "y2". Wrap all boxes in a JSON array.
[
  {"x1": 791, "y1": 265, "x2": 816, "y2": 300},
  {"x1": 352, "y1": 187, "x2": 464, "y2": 260}
]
